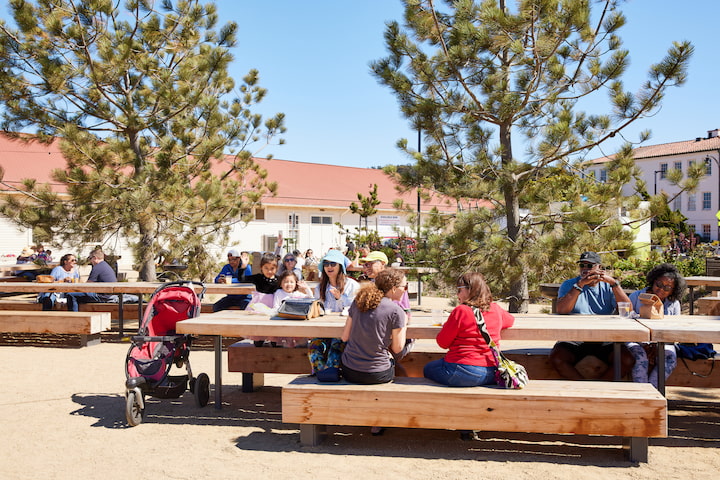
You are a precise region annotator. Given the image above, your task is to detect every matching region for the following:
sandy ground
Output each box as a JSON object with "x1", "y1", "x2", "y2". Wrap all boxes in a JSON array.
[{"x1": 1, "y1": 297, "x2": 719, "y2": 479}]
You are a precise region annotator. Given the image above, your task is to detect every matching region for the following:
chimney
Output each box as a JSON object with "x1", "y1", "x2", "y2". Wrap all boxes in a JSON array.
[{"x1": 708, "y1": 129, "x2": 719, "y2": 139}]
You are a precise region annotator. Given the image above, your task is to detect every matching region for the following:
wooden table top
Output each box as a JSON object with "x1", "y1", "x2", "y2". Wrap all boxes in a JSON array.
[
  {"x1": 0, "y1": 281, "x2": 255, "y2": 296},
  {"x1": 636, "y1": 315, "x2": 720, "y2": 343},
  {"x1": 177, "y1": 311, "x2": 651, "y2": 342},
  {"x1": 684, "y1": 276, "x2": 720, "y2": 287}
]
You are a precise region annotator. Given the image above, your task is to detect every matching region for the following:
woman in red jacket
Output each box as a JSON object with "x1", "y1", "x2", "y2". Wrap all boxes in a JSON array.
[{"x1": 424, "y1": 272, "x2": 515, "y2": 386}]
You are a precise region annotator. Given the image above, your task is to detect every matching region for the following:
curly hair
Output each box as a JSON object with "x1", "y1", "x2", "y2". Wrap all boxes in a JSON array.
[
  {"x1": 457, "y1": 272, "x2": 493, "y2": 311},
  {"x1": 645, "y1": 263, "x2": 686, "y2": 302},
  {"x1": 355, "y1": 268, "x2": 405, "y2": 312}
]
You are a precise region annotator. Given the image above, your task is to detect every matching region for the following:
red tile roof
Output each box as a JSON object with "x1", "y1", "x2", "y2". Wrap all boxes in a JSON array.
[
  {"x1": 592, "y1": 132, "x2": 720, "y2": 163},
  {"x1": 0, "y1": 133, "x2": 466, "y2": 213}
]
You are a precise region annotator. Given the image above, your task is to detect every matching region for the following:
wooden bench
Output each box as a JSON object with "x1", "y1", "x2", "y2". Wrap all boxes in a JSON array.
[
  {"x1": 227, "y1": 341, "x2": 720, "y2": 391},
  {"x1": 282, "y1": 376, "x2": 666, "y2": 462},
  {"x1": 0, "y1": 310, "x2": 112, "y2": 346}
]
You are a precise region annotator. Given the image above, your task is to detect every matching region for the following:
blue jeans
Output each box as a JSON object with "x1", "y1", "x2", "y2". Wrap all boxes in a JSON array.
[
  {"x1": 424, "y1": 358, "x2": 497, "y2": 387},
  {"x1": 65, "y1": 292, "x2": 103, "y2": 312}
]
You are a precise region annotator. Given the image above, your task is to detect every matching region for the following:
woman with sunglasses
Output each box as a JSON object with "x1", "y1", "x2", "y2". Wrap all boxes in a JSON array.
[
  {"x1": 277, "y1": 253, "x2": 303, "y2": 280},
  {"x1": 626, "y1": 263, "x2": 686, "y2": 388},
  {"x1": 314, "y1": 249, "x2": 358, "y2": 313},
  {"x1": 307, "y1": 250, "x2": 358, "y2": 381},
  {"x1": 39, "y1": 253, "x2": 80, "y2": 310},
  {"x1": 423, "y1": 272, "x2": 515, "y2": 387}
]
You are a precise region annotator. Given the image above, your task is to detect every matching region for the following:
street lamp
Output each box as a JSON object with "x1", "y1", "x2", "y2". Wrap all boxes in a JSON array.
[
  {"x1": 705, "y1": 154, "x2": 720, "y2": 241},
  {"x1": 653, "y1": 170, "x2": 663, "y2": 195}
]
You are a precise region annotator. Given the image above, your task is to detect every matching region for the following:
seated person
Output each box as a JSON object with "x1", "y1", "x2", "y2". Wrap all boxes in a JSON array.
[
  {"x1": 242, "y1": 252, "x2": 281, "y2": 346},
  {"x1": 15, "y1": 246, "x2": 38, "y2": 280},
  {"x1": 212, "y1": 249, "x2": 253, "y2": 312},
  {"x1": 65, "y1": 249, "x2": 117, "y2": 311},
  {"x1": 626, "y1": 263, "x2": 685, "y2": 389},
  {"x1": 39, "y1": 253, "x2": 80, "y2": 310},
  {"x1": 550, "y1": 251, "x2": 634, "y2": 380},
  {"x1": 276, "y1": 253, "x2": 303, "y2": 279}
]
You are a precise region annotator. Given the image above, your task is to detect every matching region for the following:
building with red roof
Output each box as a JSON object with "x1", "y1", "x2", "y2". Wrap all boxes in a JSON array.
[{"x1": 0, "y1": 133, "x2": 468, "y2": 262}]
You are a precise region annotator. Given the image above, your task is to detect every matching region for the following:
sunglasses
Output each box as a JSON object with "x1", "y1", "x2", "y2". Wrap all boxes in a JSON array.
[
  {"x1": 457, "y1": 285, "x2": 469, "y2": 292},
  {"x1": 653, "y1": 281, "x2": 674, "y2": 292},
  {"x1": 578, "y1": 262, "x2": 598, "y2": 269},
  {"x1": 324, "y1": 261, "x2": 338, "y2": 268},
  {"x1": 284, "y1": 258, "x2": 296, "y2": 262}
]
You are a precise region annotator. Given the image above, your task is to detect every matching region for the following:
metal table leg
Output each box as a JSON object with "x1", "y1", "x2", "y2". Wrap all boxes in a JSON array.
[
  {"x1": 118, "y1": 294, "x2": 124, "y2": 338},
  {"x1": 657, "y1": 342, "x2": 666, "y2": 396},
  {"x1": 614, "y1": 342, "x2": 621, "y2": 380},
  {"x1": 688, "y1": 286, "x2": 695, "y2": 315},
  {"x1": 214, "y1": 334, "x2": 223, "y2": 409}
]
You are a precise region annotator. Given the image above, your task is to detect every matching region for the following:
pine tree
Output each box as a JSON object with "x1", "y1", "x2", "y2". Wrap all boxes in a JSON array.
[
  {"x1": 0, "y1": 0, "x2": 285, "y2": 280},
  {"x1": 372, "y1": 0, "x2": 694, "y2": 311}
]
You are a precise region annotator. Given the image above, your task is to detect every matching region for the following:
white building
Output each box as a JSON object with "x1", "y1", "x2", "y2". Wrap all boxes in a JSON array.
[
  {"x1": 0, "y1": 134, "x2": 466, "y2": 267},
  {"x1": 587, "y1": 129, "x2": 720, "y2": 242}
]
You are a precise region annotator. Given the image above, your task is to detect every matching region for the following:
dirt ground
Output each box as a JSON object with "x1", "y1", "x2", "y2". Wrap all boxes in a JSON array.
[
  {"x1": 0, "y1": 335, "x2": 718, "y2": 480},
  {"x1": 1, "y1": 296, "x2": 718, "y2": 479}
]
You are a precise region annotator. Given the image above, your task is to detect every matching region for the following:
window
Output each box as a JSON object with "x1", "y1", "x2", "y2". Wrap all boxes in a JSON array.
[
  {"x1": 311, "y1": 216, "x2": 332, "y2": 225},
  {"x1": 672, "y1": 195, "x2": 681, "y2": 211},
  {"x1": 687, "y1": 194, "x2": 696, "y2": 211},
  {"x1": 599, "y1": 169, "x2": 607, "y2": 182},
  {"x1": 674, "y1": 161, "x2": 682, "y2": 173},
  {"x1": 703, "y1": 192, "x2": 712, "y2": 210},
  {"x1": 660, "y1": 163, "x2": 668, "y2": 179},
  {"x1": 706, "y1": 158, "x2": 713, "y2": 176},
  {"x1": 254, "y1": 208, "x2": 265, "y2": 220},
  {"x1": 702, "y1": 224, "x2": 712, "y2": 242}
]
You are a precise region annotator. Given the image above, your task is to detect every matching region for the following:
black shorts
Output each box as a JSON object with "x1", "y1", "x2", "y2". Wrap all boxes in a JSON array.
[{"x1": 554, "y1": 341, "x2": 615, "y2": 363}]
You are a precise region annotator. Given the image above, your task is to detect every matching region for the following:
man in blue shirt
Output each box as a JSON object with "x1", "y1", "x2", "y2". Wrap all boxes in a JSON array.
[
  {"x1": 65, "y1": 249, "x2": 118, "y2": 311},
  {"x1": 212, "y1": 249, "x2": 253, "y2": 312},
  {"x1": 550, "y1": 251, "x2": 633, "y2": 380}
]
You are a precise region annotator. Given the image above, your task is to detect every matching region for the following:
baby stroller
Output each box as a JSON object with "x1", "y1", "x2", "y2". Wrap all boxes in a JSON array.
[{"x1": 124, "y1": 281, "x2": 209, "y2": 426}]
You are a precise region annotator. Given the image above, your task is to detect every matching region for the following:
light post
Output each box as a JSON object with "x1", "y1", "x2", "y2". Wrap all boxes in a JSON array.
[
  {"x1": 705, "y1": 153, "x2": 720, "y2": 241},
  {"x1": 653, "y1": 169, "x2": 663, "y2": 195}
]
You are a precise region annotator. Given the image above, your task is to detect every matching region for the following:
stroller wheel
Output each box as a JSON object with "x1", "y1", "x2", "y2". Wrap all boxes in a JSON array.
[
  {"x1": 125, "y1": 390, "x2": 145, "y2": 426},
  {"x1": 194, "y1": 373, "x2": 210, "y2": 408}
]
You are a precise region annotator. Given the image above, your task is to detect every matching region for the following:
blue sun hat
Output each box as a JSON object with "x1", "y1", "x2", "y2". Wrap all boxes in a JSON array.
[{"x1": 319, "y1": 249, "x2": 349, "y2": 274}]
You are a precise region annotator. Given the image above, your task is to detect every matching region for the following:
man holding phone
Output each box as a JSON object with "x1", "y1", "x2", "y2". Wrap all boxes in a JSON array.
[{"x1": 551, "y1": 251, "x2": 633, "y2": 380}]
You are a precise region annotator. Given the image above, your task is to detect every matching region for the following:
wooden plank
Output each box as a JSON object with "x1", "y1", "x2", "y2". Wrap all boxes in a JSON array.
[
  {"x1": 282, "y1": 377, "x2": 667, "y2": 438},
  {"x1": 0, "y1": 311, "x2": 111, "y2": 334}
]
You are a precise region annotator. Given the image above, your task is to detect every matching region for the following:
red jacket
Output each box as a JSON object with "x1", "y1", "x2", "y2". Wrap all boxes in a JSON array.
[{"x1": 436, "y1": 303, "x2": 515, "y2": 367}]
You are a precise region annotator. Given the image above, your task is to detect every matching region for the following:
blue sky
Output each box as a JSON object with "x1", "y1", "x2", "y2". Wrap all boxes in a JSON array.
[
  {"x1": 2, "y1": 1, "x2": 717, "y2": 168},
  {"x1": 219, "y1": 0, "x2": 720, "y2": 168}
]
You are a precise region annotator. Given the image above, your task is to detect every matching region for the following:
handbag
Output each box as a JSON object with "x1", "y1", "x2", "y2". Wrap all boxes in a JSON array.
[
  {"x1": 676, "y1": 343, "x2": 716, "y2": 377},
  {"x1": 472, "y1": 307, "x2": 529, "y2": 389},
  {"x1": 638, "y1": 292, "x2": 664, "y2": 319},
  {"x1": 277, "y1": 298, "x2": 325, "y2": 320}
]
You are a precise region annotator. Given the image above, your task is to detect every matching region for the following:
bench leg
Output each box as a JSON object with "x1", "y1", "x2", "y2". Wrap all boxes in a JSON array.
[
  {"x1": 79, "y1": 333, "x2": 101, "y2": 347},
  {"x1": 241, "y1": 372, "x2": 265, "y2": 392},
  {"x1": 299, "y1": 424, "x2": 326, "y2": 446},
  {"x1": 623, "y1": 437, "x2": 648, "y2": 463}
]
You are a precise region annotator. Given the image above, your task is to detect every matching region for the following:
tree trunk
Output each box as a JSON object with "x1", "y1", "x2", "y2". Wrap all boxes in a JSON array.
[
  {"x1": 499, "y1": 124, "x2": 528, "y2": 313},
  {"x1": 137, "y1": 215, "x2": 157, "y2": 282}
]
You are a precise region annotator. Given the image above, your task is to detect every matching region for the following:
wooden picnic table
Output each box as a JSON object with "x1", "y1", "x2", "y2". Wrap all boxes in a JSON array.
[
  {"x1": 683, "y1": 277, "x2": 720, "y2": 314},
  {"x1": 0, "y1": 281, "x2": 256, "y2": 336},
  {"x1": 636, "y1": 315, "x2": 720, "y2": 395},
  {"x1": 177, "y1": 311, "x2": 650, "y2": 408}
]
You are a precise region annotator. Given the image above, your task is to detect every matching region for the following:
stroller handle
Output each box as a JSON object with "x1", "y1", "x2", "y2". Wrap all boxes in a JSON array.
[{"x1": 152, "y1": 280, "x2": 207, "y2": 300}]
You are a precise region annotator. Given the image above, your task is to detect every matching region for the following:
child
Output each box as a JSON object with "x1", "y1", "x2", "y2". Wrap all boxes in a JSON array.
[
  {"x1": 270, "y1": 270, "x2": 314, "y2": 347},
  {"x1": 273, "y1": 270, "x2": 314, "y2": 311},
  {"x1": 242, "y1": 252, "x2": 280, "y2": 346}
]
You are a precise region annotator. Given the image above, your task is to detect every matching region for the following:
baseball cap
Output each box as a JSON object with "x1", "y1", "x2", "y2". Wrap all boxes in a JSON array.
[
  {"x1": 227, "y1": 248, "x2": 241, "y2": 258},
  {"x1": 361, "y1": 251, "x2": 389, "y2": 265},
  {"x1": 577, "y1": 251, "x2": 601, "y2": 265}
]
